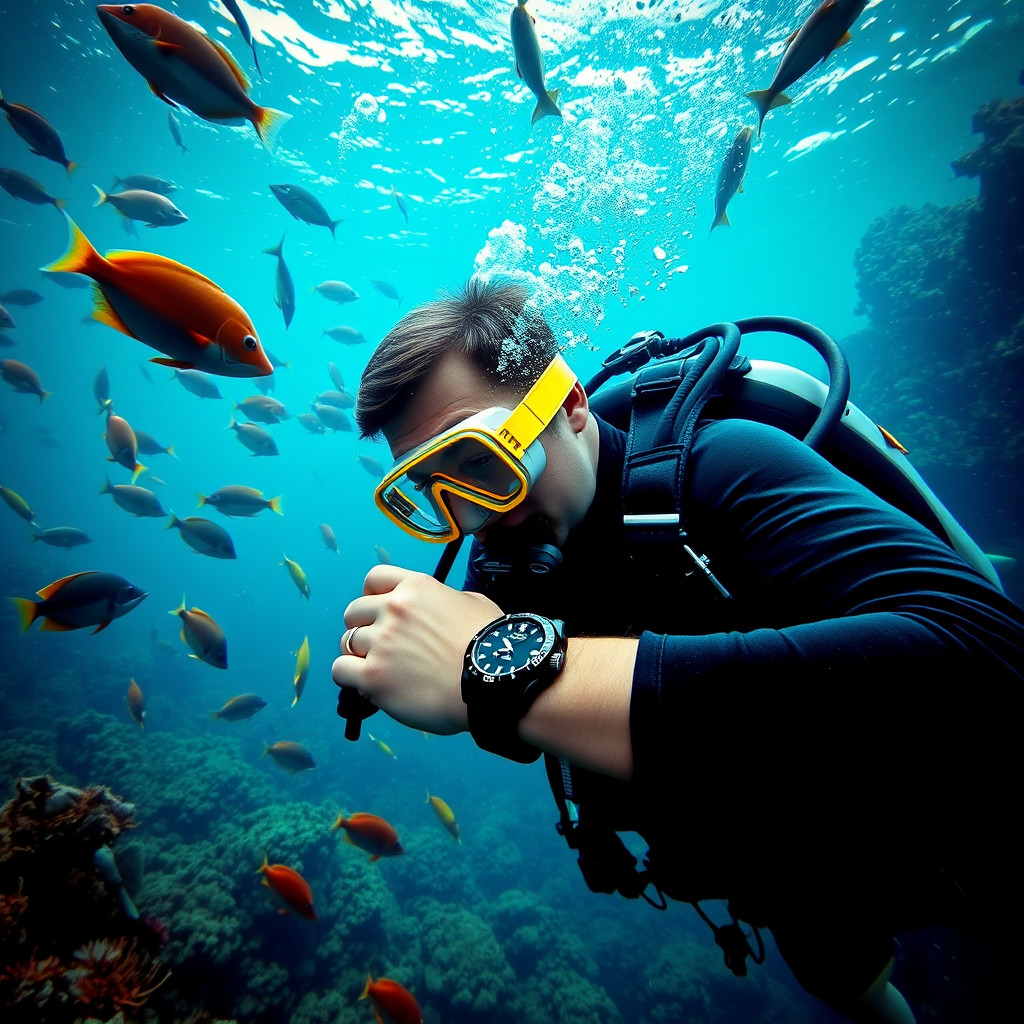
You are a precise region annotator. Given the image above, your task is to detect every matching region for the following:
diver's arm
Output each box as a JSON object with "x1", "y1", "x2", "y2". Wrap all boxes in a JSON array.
[{"x1": 518, "y1": 635, "x2": 637, "y2": 780}]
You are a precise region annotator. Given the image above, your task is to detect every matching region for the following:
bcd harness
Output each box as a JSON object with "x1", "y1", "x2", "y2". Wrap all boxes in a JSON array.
[{"x1": 542, "y1": 315, "x2": 1000, "y2": 977}]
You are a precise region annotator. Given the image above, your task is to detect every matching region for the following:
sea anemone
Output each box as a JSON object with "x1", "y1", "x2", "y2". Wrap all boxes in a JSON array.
[{"x1": 66, "y1": 936, "x2": 169, "y2": 1015}]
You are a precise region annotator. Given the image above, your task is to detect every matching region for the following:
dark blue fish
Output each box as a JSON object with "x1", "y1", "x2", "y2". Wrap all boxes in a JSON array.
[
  {"x1": 0, "y1": 89, "x2": 76, "y2": 174},
  {"x1": 223, "y1": 0, "x2": 263, "y2": 78},
  {"x1": 711, "y1": 126, "x2": 753, "y2": 233},
  {"x1": 391, "y1": 185, "x2": 408, "y2": 223},
  {"x1": 270, "y1": 184, "x2": 342, "y2": 240},
  {"x1": 262, "y1": 234, "x2": 295, "y2": 329},
  {"x1": 168, "y1": 110, "x2": 188, "y2": 153}
]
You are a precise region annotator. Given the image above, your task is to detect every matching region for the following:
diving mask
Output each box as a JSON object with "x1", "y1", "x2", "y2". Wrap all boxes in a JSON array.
[{"x1": 374, "y1": 353, "x2": 577, "y2": 542}]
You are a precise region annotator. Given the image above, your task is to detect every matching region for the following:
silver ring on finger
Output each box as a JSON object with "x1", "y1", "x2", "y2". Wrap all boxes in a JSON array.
[{"x1": 343, "y1": 625, "x2": 362, "y2": 657}]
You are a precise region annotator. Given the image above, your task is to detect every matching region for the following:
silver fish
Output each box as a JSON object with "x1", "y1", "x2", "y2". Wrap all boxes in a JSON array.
[
  {"x1": 263, "y1": 234, "x2": 295, "y2": 330},
  {"x1": 746, "y1": 0, "x2": 869, "y2": 135},
  {"x1": 270, "y1": 184, "x2": 342, "y2": 239},
  {"x1": 711, "y1": 126, "x2": 754, "y2": 233},
  {"x1": 509, "y1": 0, "x2": 561, "y2": 125}
]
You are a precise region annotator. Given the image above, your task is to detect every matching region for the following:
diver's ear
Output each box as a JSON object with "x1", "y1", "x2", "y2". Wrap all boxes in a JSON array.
[{"x1": 562, "y1": 381, "x2": 589, "y2": 434}]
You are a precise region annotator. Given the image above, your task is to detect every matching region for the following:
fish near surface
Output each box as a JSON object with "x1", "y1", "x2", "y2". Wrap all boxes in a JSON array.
[
  {"x1": 10, "y1": 571, "x2": 148, "y2": 634},
  {"x1": 711, "y1": 125, "x2": 754, "y2": 233},
  {"x1": 111, "y1": 173, "x2": 177, "y2": 194},
  {"x1": 0, "y1": 88, "x2": 76, "y2": 173},
  {"x1": 93, "y1": 185, "x2": 188, "y2": 228},
  {"x1": 173, "y1": 368, "x2": 223, "y2": 398},
  {"x1": 95, "y1": 4, "x2": 290, "y2": 153},
  {"x1": 332, "y1": 813, "x2": 404, "y2": 861},
  {"x1": 509, "y1": 0, "x2": 561, "y2": 125},
  {"x1": 314, "y1": 280, "x2": 359, "y2": 304},
  {"x1": 170, "y1": 598, "x2": 228, "y2": 668},
  {"x1": 43, "y1": 216, "x2": 272, "y2": 378},
  {"x1": 269, "y1": 184, "x2": 342, "y2": 239},
  {"x1": 746, "y1": 0, "x2": 870, "y2": 134},
  {"x1": 262, "y1": 235, "x2": 295, "y2": 330},
  {"x1": 391, "y1": 184, "x2": 408, "y2": 223},
  {"x1": 370, "y1": 279, "x2": 401, "y2": 304},
  {"x1": 322, "y1": 326, "x2": 367, "y2": 346},
  {"x1": 168, "y1": 110, "x2": 188, "y2": 152}
]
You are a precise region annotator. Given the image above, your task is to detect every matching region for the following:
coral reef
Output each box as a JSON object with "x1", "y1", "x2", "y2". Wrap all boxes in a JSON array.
[
  {"x1": 0, "y1": 775, "x2": 167, "y2": 1023},
  {"x1": 850, "y1": 92, "x2": 1024, "y2": 477}
]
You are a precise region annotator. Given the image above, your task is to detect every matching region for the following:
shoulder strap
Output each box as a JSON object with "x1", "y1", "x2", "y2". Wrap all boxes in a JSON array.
[{"x1": 620, "y1": 326, "x2": 746, "y2": 597}]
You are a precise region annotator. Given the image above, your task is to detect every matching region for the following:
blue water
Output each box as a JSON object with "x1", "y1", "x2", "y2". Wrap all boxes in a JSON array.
[{"x1": 1, "y1": 1, "x2": 1021, "y2": 1021}]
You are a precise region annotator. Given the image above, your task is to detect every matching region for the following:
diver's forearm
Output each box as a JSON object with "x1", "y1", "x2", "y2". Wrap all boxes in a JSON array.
[{"x1": 518, "y1": 636, "x2": 637, "y2": 780}]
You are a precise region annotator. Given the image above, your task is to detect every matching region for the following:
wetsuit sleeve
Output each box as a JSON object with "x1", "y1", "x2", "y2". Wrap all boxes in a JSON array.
[{"x1": 630, "y1": 417, "x2": 1024, "y2": 804}]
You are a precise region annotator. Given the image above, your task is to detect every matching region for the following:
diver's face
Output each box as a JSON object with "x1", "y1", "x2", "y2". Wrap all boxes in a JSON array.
[{"x1": 382, "y1": 351, "x2": 595, "y2": 547}]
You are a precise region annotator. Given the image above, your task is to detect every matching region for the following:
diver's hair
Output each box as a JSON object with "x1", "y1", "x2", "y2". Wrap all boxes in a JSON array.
[{"x1": 355, "y1": 276, "x2": 559, "y2": 438}]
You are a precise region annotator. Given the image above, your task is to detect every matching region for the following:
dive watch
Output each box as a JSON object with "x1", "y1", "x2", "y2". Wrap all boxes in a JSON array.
[{"x1": 462, "y1": 613, "x2": 567, "y2": 763}]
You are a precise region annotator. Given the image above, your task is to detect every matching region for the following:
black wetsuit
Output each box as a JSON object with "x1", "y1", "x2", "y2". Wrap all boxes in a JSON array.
[{"x1": 465, "y1": 414, "x2": 1024, "y2": 1006}]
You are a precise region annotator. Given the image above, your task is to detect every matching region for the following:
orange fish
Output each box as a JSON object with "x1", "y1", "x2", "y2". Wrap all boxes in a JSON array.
[
  {"x1": 258, "y1": 855, "x2": 316, "y2": 920},
  {"x1": 360, "y1": 974, "x2": 423, "y2": 1024},
  {"x1": 126, "y1": 678, "x2": 145, "y2": 728},
  {"x1": 43, "y1": 216, "x2": 272, "y2": 378},
  {"x1": 96, "y1": 4, "x2": 290, "y2": 153},
  {"x1": 331, "y1": 813, "x2": 404, "y2": 862}
]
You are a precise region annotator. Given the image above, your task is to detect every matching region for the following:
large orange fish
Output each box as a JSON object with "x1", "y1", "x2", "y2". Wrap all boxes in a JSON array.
[
  {"x1": 43, "y1": 216, "x2": 272, "y2": 378},
  {"x1": 331, "y1": 813, "x2": 404, "y2": 862},
  {"x1": 360, "y1": 974, "x2": 423, "y2": 1024},
  {"x1": 258, "y1": 855, "x2": 316, "y2": 920},
  {"x1": 96, "y1": 4, "x2": 290, "y2": 153}
]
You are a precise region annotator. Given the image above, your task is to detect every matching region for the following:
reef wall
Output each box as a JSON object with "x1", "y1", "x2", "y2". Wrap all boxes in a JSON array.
[{"x1": 848, "y1": 93, "x2": 1024, "y2": 480}]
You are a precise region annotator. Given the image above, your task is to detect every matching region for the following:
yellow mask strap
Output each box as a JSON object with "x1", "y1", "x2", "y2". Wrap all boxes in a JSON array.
[{"x1": 495, "y1": 354, "x2": 577, "y2": 459}]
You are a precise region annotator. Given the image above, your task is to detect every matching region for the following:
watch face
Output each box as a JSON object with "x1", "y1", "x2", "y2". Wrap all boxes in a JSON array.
[{"x1": 471, "y1": 616, "x2": 552, "y2": 679}]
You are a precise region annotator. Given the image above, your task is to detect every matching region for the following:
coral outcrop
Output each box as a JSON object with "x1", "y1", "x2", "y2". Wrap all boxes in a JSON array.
[{"x1": 849, "y1": 92, "x2": 1024, "y2": 478}]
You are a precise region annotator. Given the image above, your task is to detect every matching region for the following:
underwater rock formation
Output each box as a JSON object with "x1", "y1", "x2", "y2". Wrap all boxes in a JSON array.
[
  {"x1": 0, "y1": 775, "x2": 168, "y2": 1022},
  {"x1": 850, "y1": 92, "x2": 1024, "y2": 476}
]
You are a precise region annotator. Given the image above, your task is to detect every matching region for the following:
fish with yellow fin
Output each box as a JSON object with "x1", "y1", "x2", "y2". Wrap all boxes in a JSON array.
[{"x1": 42, "y1": 215, "x2": 272, "y2": 378}]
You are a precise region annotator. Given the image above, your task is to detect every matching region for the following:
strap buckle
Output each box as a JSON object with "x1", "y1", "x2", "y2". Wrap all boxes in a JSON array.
[{"x1": 600, "y1": 330, "x2": 667, "y2": 376}]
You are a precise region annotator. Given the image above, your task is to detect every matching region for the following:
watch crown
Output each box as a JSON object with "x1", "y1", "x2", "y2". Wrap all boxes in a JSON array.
[{"x1": 550, "y1": 653, "x2": 563, "y2": 671}]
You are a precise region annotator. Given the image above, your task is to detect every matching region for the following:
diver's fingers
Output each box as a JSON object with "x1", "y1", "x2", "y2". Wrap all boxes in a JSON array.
[
  {"x1": 361, "y1": 563, "x2": 424, "y2": 596},
  {"x1": 343, "y1": 593, "x2": 384, "y2": 631}
]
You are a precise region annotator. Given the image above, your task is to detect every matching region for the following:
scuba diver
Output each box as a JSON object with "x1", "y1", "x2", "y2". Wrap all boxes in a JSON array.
[{"x1": 332, "y1": 278, "x2": 1024, "y2": 1023}]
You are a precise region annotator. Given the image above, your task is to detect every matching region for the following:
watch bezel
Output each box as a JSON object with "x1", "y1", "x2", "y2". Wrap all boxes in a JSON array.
[{"x1": 468, "y1": 612, "x2": 558, "y2": 686}]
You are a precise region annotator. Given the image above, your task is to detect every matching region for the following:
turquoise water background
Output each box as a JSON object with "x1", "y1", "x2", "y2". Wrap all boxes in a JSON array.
[{"x1": 1, "y1": 2, "x2": 1022, "y2": 1022}]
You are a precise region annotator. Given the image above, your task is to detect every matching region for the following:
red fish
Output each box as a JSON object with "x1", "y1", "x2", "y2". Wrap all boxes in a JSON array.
[
  {"x1": 43, "y1": 216, "x2": 272, "y2": 378},
  {"x1": 331, "y1": 813, "x2": 404, "y2": 862},
  {"x1": 360, "y1": 974, "x2": 423, "y2": 1024},
  {"x1": 126, "y1": 678, "x2": 145, "y2": 728},
  {"x1": 96, "y1": 4, "x2": 290, "y2": 153},
  {"x1": 258, "y1": 855, "x2": 316, "y2": 919}
]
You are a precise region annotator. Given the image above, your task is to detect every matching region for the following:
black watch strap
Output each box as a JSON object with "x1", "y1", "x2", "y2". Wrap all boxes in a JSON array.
[{"x1": 463, "y1": 615, "x2": 566, "y2": 763}]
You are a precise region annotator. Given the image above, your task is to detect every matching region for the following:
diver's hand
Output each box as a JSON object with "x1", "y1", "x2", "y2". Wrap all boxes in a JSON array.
[{"x1": 333, "y1": 564, "x2": 501, "y2": 735}]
